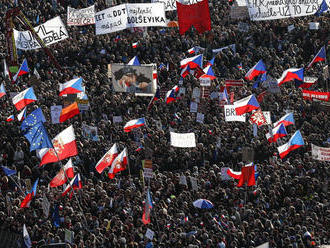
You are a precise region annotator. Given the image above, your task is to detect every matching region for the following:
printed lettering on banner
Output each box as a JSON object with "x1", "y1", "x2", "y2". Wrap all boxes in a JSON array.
[
  {"x1": 170, "y1": 132, "x2": 196, "y2": 148},
  {"x1": 145, "y1": 228, "x2": 155, "y2": 240},
  {"x1": 42, "y1": 194, "x2": 50, "y2": 218},
  {"x1": 151, "y1": 0, "x2": 176, "y2": 11},
  {"x1": 14, "y1": 16, "x2": 68, "y2": 50},
  {"x1": 224, "y1": 105, "x2": 246, "y2": 122},
  {"x1": 311, "y1": 144, "x2": 330, "y2": 161},
  {"x1": 190, "y1": 101, "x2": 198, "y2": 113},
  {"x1": 67, "y1": 5, "x2": 95, "y2": 26},
  {"x1": 196, "y1": 112, "x2": 205, "y2": 123},
  {"x1": 113, "y1": 115, "x2": 123, "y2": 123},
  {"x1": 95, "y1": 3, "x2": 166, "y2": 35},
  {"x1": 236, "y1": 0, "x2": 247, "y2": 6},
  {"x1": 221, "y1": 167, "x2": 232, "y2": 181},
  {"x1": 247, "y1": 0, "x2": 324, "y2": 21}
]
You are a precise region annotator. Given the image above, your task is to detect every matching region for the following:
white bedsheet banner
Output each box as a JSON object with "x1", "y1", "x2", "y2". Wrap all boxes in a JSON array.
[
  {"x1": 95, "y1": 3, "x2": 166, "y2": 35},
  {"x1": 14, "y1": 16, "x2": 68, "y2": 50},
  {"x1": 67, "y1": 5, "x2": 95, "y2": 26},
  {"x1": 170, "y1": 132, "x2": 196, "y2": 148},
  {"x1": 247, "y1": 0, "x2": 327, "y2": 21}
]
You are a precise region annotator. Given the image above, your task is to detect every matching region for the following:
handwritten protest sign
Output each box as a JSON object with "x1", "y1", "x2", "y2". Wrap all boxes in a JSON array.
[
  {"x1": 67, "y1": 5, "x2": 95, "y2": 26},
  {"x1": 170, "y1": 132, "x2": 196, "y2": 148},
  {"x1": 14, "y1": 16, "x2": 68, "y2": 50},
  {"x1": 311, "y1": 144, "x2": 330, "y2": 161}
]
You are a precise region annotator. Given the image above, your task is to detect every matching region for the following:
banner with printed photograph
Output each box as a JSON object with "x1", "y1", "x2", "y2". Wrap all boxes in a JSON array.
[
  {"x1": 95, "y1": 3, "x2": 166, "y2": 35},
  {"x1": 14, "y1": 16, "x2": 68, "y2": 50},
  {"x1": 111, "y1": 64, "x2": 157, "y2": 96},
  {"x1": 170, "y1": 132, "x2": 196, "y2": 148},
  {"x1": 82, "y1": 124, "x2": 99, "y2": 141},
  {"x1": 67, "y1": 5, "x2": 95, "y2": 26},
  {"x1": 247, "y1": 0, "x2": 325, "y2": 21}
]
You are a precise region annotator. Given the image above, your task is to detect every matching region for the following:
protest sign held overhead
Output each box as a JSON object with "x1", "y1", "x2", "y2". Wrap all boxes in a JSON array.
[
  {"x1": 67, "y1": 5, "x2": 95, "y2": 26},
  {"x1": 170, "y1": 132, "x2": 196, "y2": 147},
  {"x1": 224, "y1": 105, "x2": 246, "y2": 122},
  {"x1": 14, "y1": 16, "x2": 68, "y2": 50},
  {"x1": 311, "y1": 144, "x2": 330, "y2": 161}
]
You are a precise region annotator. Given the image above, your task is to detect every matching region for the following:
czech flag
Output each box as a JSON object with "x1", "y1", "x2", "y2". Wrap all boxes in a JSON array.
[
  {"x1": 180, "y1": 65, "x2": 191, "y2": 78},
  {"x1": 277, "y1": 130, "x2": 304, "y2": 159},
  {"x1": 127, "y1": 56, "x2": 141, "y2": 66},
  {"x1": 6, "y1": 114, "x2": 15, "y2": 122},
  {"x1": 108, "y1": 148, "x2": 128, "y2": 179},
  {"x1": 49, "y1": 159, "x2": 75, "y2": 187},
  {"x1": 147, "y1": 87, "x2": 161, "y2": 111},
  {"x1": 200, "y1": 65, "x2": 216, "y2": 80},
  {"x1": 12, "y1": 87, "x2": 37, "y2": 111},
  {"x1": 277, "y1": 68, "x2": 304, "y2": 86},
  {"x1": 37, "y1": 125, "x2": 78, "y2": 166},
  {"x1": 62, "y1": 173, "x2": 82, "y2": 197},
  {"x1": 95, "y1": 143, "x2": 118, "y2": 174},
  {"x1": 132, "y1": 42, "x2": 139, "y2": 48},
  {"x1": 21, "y1": 178, "x2": 38, "y2": 208},
  {"x1": 274, "y1": 112, "x2": 295, "y2": 127},
  {"x1": 307, "y1": 46, "x2": 326, "y2": 69},
  {"x1": 59, "y1": 102, "x2": 80, "y2": 123},
  {"x1": 0, "y1": 83, "x2": 6, "y2": 98},
  {"x1": 165, "y1": 85, "x2": 180, "y2": 104},
  {"x1": 17, "y1": 107, "x2": 27, "y2": 121},
  {"x1": 188, "y1": 47, "x2": 196, "y2": 54},
  {"x1": 234, "y1": 94, "x2": 260, "y2": 115},
  {"x1": 59, "y1": 78, "x2": 84, "y2": 96},
  {"x1": 206, "y1": 57, "x2": 215, "y2": 66},
  {"x1": 13, "y1": 58, "x2": 29, "y2": 82},
  {"x1": 124, "y1": 118, "x2": 146, "y2": 132},
  {"x1": 266, "y1": 123, "x2": 287, "y2": 143},
  {"x1": 244, "y1": 60, "x2": 266, "y2": 81},
  {"x1": 180, "y1": 54, "x2": 203, "y2": 69}
]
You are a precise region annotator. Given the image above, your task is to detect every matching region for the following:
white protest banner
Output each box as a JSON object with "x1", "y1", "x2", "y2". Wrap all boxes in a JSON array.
[
  {"x1": 42, "y1": 194, "x2": 50, "y2": 218},
  {"x1": 145, "y1": 228, "x2": 155, "y2": 240},
  {"x1": 309, "y1": 22, "x2": 319, "y2": 30},
  {"x1": 95, "y1": 3, "x2": 166, "y2": 35},
  {"x1": 152, "y1": 0, "x2": 177, "y2": 11},
  {"x1": 196, "y1": 112, "x2": 204, "y2": 123},
  {"x1": 67, "y1": 5, "x2": 95, "y2": 26},
  {"x1": 311, "y1": 144, "x2": 330, "y2": 161},
  {"x1": 236, "y1": 0, "x2": 247, "y2": 6},
  {"x1": 221, "y1": 167, "x2": 232, "y2": 181},
  {"x1": 247, "y1": 0, "x2": 323, "y2": 21},
  {"x1": 170, "y1": 132, "x2": 196, "y2": 148},
  {"x1": 224, "y1": 105, "x2": 246, "y2": 122},
  {"x1": 190, "y1": 101, "x2": 198, "y2": 113},
  {"x1": 113, "y1": 115, "x2": 123, "y2": 123},
  {"x1": 200, "y1": 77, "x2": 211, "y2": 86},
  {"x1": 51, "y1": 105, "x2": 62, "y2": 124},
  {"x1": 14, "y1": 16, "x2": 68, "y2": 50}
]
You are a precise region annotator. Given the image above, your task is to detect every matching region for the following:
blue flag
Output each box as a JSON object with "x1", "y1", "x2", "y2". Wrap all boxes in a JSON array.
[
  {"x1": 23, "y1": 122, "x2": 53, "y2": 152},
  {"x1": 36, "y1": 15, "x2": 40, "y2": 24},
  {"x1": 21, "y1": 108, "x2": 46, "y2": 131},
  {"x1": 1, "y1": 166, "x2": 16, "y2": 176},
  {"x1": 52, "y1": 205, "x2": 60, "y2": 227},
  {"x1": 315, "y1": 0, "x2": 328, "y2": 16}
]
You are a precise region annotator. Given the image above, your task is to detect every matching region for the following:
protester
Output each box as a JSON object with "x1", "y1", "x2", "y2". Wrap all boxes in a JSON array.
[{"x1": 0, "y1": 0, "x2": 329, "y2": 247}]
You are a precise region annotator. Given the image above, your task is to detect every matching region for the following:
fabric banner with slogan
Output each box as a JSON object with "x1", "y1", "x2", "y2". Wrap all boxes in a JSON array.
[
  {"x1": 224, "y1": 105, "x2": 246, "y2": 122},
  {"x1": 311, "y1": 144, "x2": 330, "y2": 161},
  {"x1": 95, "y1": 3, "x2": 167, "y2": 35},
  {"x1": 67, "y1": 5, "x2": 95, "y2": 26},
  {"x1": 247, "y1": 0, "x2": 324, "y2": 21},
  {"x1": 51, "y1": 105, "x2": 63, "y2": 124},
  {"x1": 302, "y1": 90, "x2": 330, "y2": 102},
  {"x1": 170, "y1": 132, "x2": 196, "y2": 148},
  {"x1": 14, "y1": 16, "x2": 68, "y2": 50},
  {"x1": 82, "y1": 124, "x2": 99, "y2": 141},
  {"x1": 111, "y1": 64, "x2": 157, "y2": 96}
]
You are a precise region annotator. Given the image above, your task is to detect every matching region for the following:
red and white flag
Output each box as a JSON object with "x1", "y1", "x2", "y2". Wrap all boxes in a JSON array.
[
  {"x1": 95, "y1": 144, "x2": 118, "y2": 174},
  {"x1": 49, "y1": 159, "x2": 75, "y2": 187},
  {"x1": 37, "y1": 125, "x2": 78, "y2": 166},
  {"x1": 249, "y1": 109, "x2": 267, "y2": 126},
  {"x1": 62, "y1": 173, "x2": 82, "y2": 198},
  {"x1": 108, "y1": 148, "x2": 128, "y2": 179}
]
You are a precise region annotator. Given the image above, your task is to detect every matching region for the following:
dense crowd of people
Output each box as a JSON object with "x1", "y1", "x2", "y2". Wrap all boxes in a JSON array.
[{"x1": 0, "y1": 0, "x2": 329, "y2": 247}]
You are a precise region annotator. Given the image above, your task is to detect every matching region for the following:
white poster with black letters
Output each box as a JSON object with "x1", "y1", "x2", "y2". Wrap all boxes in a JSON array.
[
  {"x1": 14, "y1": 16, "x2": 69, "y2": 50},
  {"x1": 170, "y1": 132, "x2": 196, "y2": 148},
  {"x1": 224, "y1": 105, "x2": 246, "y2": 122},
  {"x1": 67, "y1": 5, "x2": 95, "y2": 26}
]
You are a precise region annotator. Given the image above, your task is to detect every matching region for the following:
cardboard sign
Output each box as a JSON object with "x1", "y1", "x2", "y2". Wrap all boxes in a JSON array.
[
  {"x1": 288, "y1": 24, "x2": 295, "y2": 32},
  {"x1": 200, "y1": 77, "x2": 211, "y2": 86},
  {"x1": 143, "y1": 168, "x2": 154, "y2": 178},
  {"x1": 224, "y1": 105, "x2": 246, "y2": 122},
  {"x1": 82, "y1": 124, "x2": 99, "y2": 141},
  {"x1": 309, "y1": 22, "x2": 319, "y2": 30},
  {"x1": 64, "y1": 229, "x2": 74, "y2": 244}
]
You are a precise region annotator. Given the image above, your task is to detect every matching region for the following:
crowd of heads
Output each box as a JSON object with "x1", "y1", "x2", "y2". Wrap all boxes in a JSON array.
[{"x1": 0, "y1": 0, "x2": 329, "y2": 247}]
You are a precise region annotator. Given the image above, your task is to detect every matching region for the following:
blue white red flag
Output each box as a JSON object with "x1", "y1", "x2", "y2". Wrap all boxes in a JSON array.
[
  {"x1": 244, "y1": 60, "x2": 266, "y2": 81},
  {"x1": 273, "y1": 112, "x2": 295, "y2": 127},
  {"x1": 12, "y1": 87, "x2": 37, "y2": 111},
  {"x1": 59, "y1": 78, "x2": 84, "y2": 96},
  {"x1": 124, "y1": 118, "x2": 146, "y2": 132},
  {"x1": 180, "y1": 54, "x2": 203, "y2": 69},
  {"x1": 21, "y1": 178, "x2": 39, "y2": 208},
  {"x1": 234, "y1": 94, "x2": 260, "y2": 115},
  {"x1": 307, "y1": 46, "x2": 326, "y2": 69},
  {"x1": 266, "y1": 123, "x2": 287, "y2": 143},
  {"x1": 277, "y1": 68, "x2": 304, "y2": 86},
  {"x1": 13, "y1": 59, "x2": 29, "y2": 82},
  {"x1": 0, "y1": 83, "x2": 6, "y2": 98},
  {"x1": 127, "y1": 56, "x2": 141, "y2": 66},
  {"x1": 165, "y1": 85, "x2": 180, "y2": 104},
  {"x1": 277, "y1": 130, "x2": 304, "y2": 159}
]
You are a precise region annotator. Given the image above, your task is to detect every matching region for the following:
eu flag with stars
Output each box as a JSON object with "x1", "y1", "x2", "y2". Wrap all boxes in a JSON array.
[
  {"x1": 23, "y1": 122, "x2": 53, "y2": 152},
  {"x1": 21, "y1": 108, "x2": 46, "y2": 131}
]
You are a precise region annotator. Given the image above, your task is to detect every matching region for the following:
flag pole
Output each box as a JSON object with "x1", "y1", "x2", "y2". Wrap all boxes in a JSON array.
[{"x1": 8, "y1": 175, "x2": 25, "y2": 196}]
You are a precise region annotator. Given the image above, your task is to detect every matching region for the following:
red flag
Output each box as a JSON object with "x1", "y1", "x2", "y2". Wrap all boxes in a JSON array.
[
  {"x1": 237, "y1": 163, "x2": 255, "y2": 187},
  {"x1": 59, "y1": 102, "x2": 80, "y2": 123},
  {"x1": 108, "y1": 148, "x2": 128, "y2": 179},
  {"x1": 176, "y1": 0, "x2": 211, "y2": 35},
  {"x1": 249, "y1": 109, "x2": 267, "y2": 127},
  {"x1": 257, "y1": 90, "x2": 267, "y2": 103},
  {"x1": 95, "y1": 144, "x2": 118, "y2": 174},
  {"x1": 49, "y1": 159, "x2": 75, "y2": 187}
]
